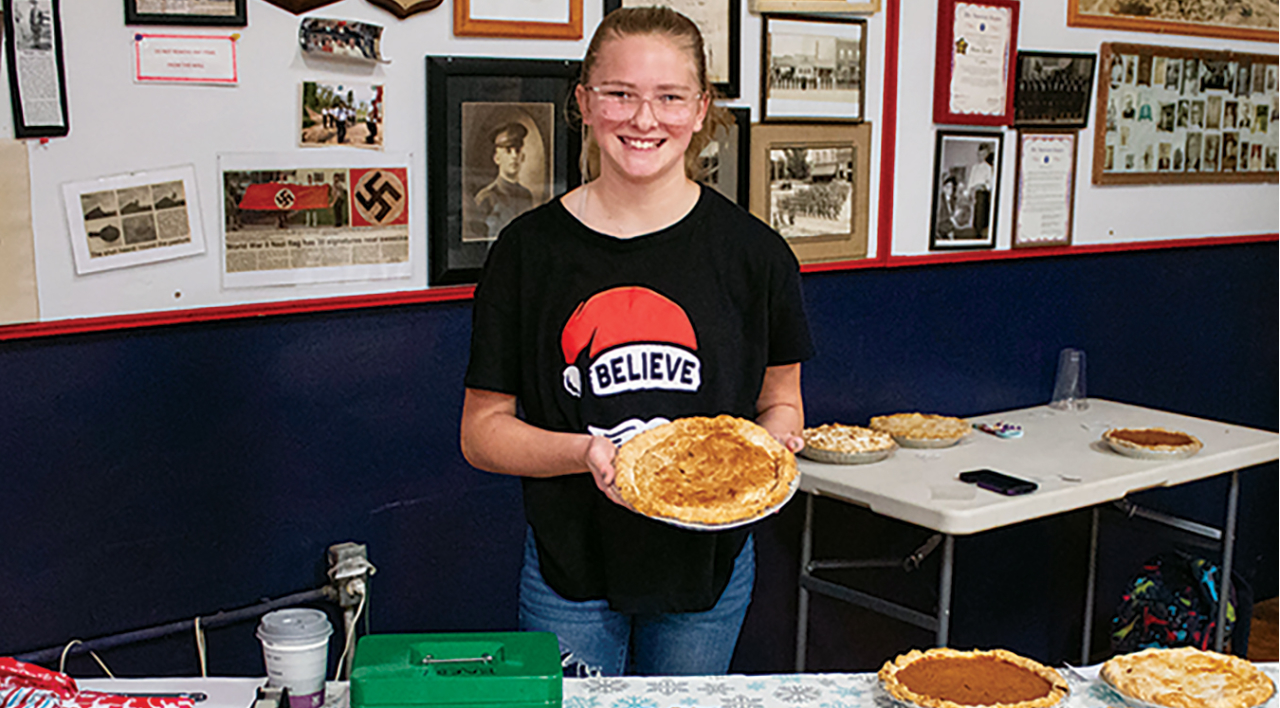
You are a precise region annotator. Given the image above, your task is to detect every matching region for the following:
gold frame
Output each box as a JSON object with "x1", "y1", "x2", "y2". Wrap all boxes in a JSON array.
[
  {"x1": 748, "y1": 0, "x2": 877, "y2": 14},
  {"x1": 1067, "y1": 0, "x2": 1277, "y2": 43}
]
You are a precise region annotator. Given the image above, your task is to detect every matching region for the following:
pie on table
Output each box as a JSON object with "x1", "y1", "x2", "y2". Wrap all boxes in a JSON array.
[
  {"x1": 870, "y1": 413, "x2": 971, "y2": 446},
  {"x1": 803, "y1": 423, "x2": 896, "y2": 453},
  {"x1": 1100, "y1": 646, "x2": 1275, "y2": 708},
  {"x1": 1103, "y1": 427, "x2": 1203, "y2": 455},
  {"x1": 613, "y1": 415, "x2": 798, "y2": 526},
  {"x1": 878, "y1": 647, "x2": 1068, "y2": 708}
]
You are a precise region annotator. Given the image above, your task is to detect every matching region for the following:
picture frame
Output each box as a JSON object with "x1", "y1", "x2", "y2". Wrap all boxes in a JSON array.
[
  {"x1": 260, "y1": 0, "x2": 340, "y2": 14},
  {"x1": 749, "y1": 0, "x2": 878, "y2": 14},
  {"x1": 1093, "y1": 42, "x2": 1279, "y2": 185},
  {"x1": 605, "y1": 0, "x2": 740, "y2": 99},
  {"x1": 426, "y1": 57, "x2": 582, "y2": 286},
  {"x1": 124, "y1": 0, "x2": 247, "y2": 26},
  {"x1": 697, "y1": 105, "x2": 750, "y2": 206},
  {"x1": 761, "y1": 14, "x2": 866, "y2": 123},
  {"x1": 930, "y1": 130, "x2": 1002, "y2": 251},
  {"x1": 454, "y1": 0, "x2": 582, "y2": 39},
  {"x1": 1013, "y1": 51, "x2": 1096, "y2": 129},
  {"x1": 1012, "y1": 130, "x2": 1076, "y2": 249},
  {"x1": 3, "y1": 0, "x2": 69, "y2": 139},
  {"x1": 1066, "y1": 0, "x2": 1278, "y2": 44},
  {"x1": 933, "y1": 0, "x2": 1019, "y2": 127},
  {"x1": 749, "y1": 121, "x2": 872, "y2": 266}
]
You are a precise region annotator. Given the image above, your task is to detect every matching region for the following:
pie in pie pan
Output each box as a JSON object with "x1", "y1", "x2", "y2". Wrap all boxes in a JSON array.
[
  {"x1": 1100, "y1": 646, "x2": 1275, "y2": 708},
  {"x1": 613, "y1": 415, "x2": 799, "y2": 529},
  {"x1": 800, "y1": 423, "x2": 897, "y2": 464},
  {"x1": 1103, "y1": 427, "x2": 1203, "y2": 460},
  {"x1": 870, "y1": 413, "x2": 971, "y2": 449},
  {"x1": 878, "y1": 647, "x2": 1069, "y2": 708}
]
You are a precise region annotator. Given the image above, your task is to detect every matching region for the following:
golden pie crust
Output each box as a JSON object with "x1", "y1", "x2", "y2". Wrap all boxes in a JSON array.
[
  {"x1": 870, "y1": 413, "x2": 971, "y2": 442},
  {"x1": 803, "y1": 423, "x2": 897, "y2": 453},
  {"x1": 1100, "y1": 647, "x2": 1275, "y2": 708},
  {"x1": 1103, "y1": 427, "x2": 1203, "y2": 454},
  {"x1": 613, "y1": 415, "x2": 798, "y2": 526},
  {"x1": 878, "y1": 648, "x2": 1068, "y2": 708}
]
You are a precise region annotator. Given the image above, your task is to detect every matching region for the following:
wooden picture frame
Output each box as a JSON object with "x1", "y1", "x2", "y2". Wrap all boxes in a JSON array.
[
  {"x1": 750, "y1": 121, "x2": 872, "y2": 265},
  {"x1": 930, "y1": 130, "x2": 1002, "y2": 251},
  {"x1": 426, "y1": 57, "x2": 582, "y2": 286},
  {"x1": 454, "y1": 0, "x2": 582, "y2": 39},
  {"x1": 260, "y1": 0, "x2": 340, "y2": 14},
  {"x1": 124, "y1": 0, "x2": 247, "y2": 26},
  {"x1": 1013, "y1": 51, "x2": 1096, "y2": 129},
  {"x1": 761, "y1": 14, "x2": 866, "y2": 123},
  {"x1": 698, "y1": 106, "x2": 750, "y2": 206},
  {"x1": 1067, "y1": 0, "x2": 1278, "y2": 44},
  {"x1": 1093, "y1": 42, "x2": 1279, "y2": 185},
  {"x1": 605, "y1": 0, "x2": 740, "y2": 99},
  {"x1": 1013, "y1": 130, "x2": 1076, "y2": 249},
  {"x1": 933, "y1": 0, "x2": 1019, "y2": 127},
  {"x1": 4, "y1": 0, "x2": 69, "y2": 139},
  {"x1": 749, "y1": 0, "x2": 878, "y2": 14}
]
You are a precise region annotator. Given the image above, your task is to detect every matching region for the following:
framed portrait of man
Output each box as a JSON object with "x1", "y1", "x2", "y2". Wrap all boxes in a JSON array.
[
  {"x1": 461, "y1": 104, "x2": 555, "y2": 242},
  {"x1": 930, "y1": 130, "x2": 1002, "y2": 251}
]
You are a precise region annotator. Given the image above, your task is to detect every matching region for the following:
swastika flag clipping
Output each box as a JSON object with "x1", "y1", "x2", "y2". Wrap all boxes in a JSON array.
[{"x1": 350, "y1": 167, "x2": 409, "y2": 226}]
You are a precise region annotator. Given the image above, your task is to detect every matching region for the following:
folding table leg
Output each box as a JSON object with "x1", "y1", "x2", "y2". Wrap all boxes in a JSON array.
[
  {"x1": 935, "y1": 534, "x2": 954, "y2": 647},
  {"x1": 1215, "y1": 470, "x2": 1239, "y2": 652},
  {"x1": 1081, "y1": 506, "x2": 1100, "y2": 666},
  {"x1": 795, "y1": 493, "x2": 814, "y2": 672}
]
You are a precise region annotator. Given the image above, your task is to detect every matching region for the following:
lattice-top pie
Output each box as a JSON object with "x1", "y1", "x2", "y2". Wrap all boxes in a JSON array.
[
  {"x1": 1100, "y1": 647, "x2": 1275, "y2": 708},
  {"x1": 870, "y1": 413, "x2": 971, "y2": 442},
  {"x1": 879, "y1": 648, "x2": 1068, "y2": 708},
  {"x1": 1103, "y1": 427, "x2": 1203, "y2": 455},
  {"x1": 613, "y1": 415, "x2": 798, "y2": 526}
]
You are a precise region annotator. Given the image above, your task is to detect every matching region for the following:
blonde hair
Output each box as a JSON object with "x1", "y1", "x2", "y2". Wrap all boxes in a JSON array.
[{"x1": 573, "y1": 6, "x2": 730, "y2": 182}]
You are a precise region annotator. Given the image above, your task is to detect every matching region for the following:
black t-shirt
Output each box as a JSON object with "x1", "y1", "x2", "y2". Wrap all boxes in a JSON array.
[{"x1": 465, "y1": 185, "x2": 815, "y2": 614}]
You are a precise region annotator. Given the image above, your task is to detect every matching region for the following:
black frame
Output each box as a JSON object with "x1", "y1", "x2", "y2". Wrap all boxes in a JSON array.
[
  {"x1": 698, "y1": 106, "x2": 750, "y2": 206},
  {"x1": 125, "y1": 0, "x2": 247, "y2": 26},
  {"x1": 929, "y1": 130, "x2": 1003, "y2": 251},
  {"x1": 4, "y1": 0, "x2": 69, "y2": 139},
  {"x1": 760, "y1": 13, "x2": 867, "y2": 123},
  {"x1": 427, "y1": 56, "x2": 581, "y2": 286},
  {"x1": 603, "y1": 0, "x2": 740, "y2": 99},
  {"x1": 1013, "y1": 50, "x2": 1097, "y2": 128}
]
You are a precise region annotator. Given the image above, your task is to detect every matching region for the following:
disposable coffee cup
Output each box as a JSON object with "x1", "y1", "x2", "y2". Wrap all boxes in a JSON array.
[{"x1": 257, "y1": 608, "x2": 333, "y2": 708}]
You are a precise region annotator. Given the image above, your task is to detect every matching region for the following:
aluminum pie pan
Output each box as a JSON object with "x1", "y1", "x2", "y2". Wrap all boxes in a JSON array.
[
  {"x1": 1099, "y1": 665, "x2": 1274, "y2": 708},
  {"x1": 799, "y1": 445, "x2": 896, "y2": 465},
  {"x1": 650, "y1": 470, "x2": 801, "y2": 532},
  {"x1": 892, "y1": 433, "x2": 968, "y2": 449},
  {"x1": 1103, "y1": 428, "x2": 1202, "y2": 460}
]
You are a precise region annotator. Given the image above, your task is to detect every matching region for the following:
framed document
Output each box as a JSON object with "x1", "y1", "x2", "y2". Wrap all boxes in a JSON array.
[
  {"x1": 1067, "y1": 0, "x2": 1277, "y2": 44},
  {"x1": 124, "y1": 0, "x2": 248, "y2": 26},
  {"x1": 933, "y1": 0, "x2": 1019, "y2": 127},
  {"x1": 1013, "y1": 51, "x2": 1096, "y2": 129},
  {"x1": 761, "y1": 14, "x2": 866, "y2": 123},
  {"x1": 426, "y1": 57, "x2": 582, "y2": 286},
  {"x1": 1013, "y1": 130, "x2": 1076, "y2": 249},
  {"x1": 454, "y1": 0, "x2": 582, "y2": 39},
  {"x1": 749, "y1": 0, "x2": 878, "y2": 14},
  {"x1": 697, "y1": 106, "x2": 750, "y2": 206},
  {"x1": 607, "y1": 0, "x2": 740, "y2": 99},
  {"x1": 930, "y1": 130, "x2": 1002, "y2": 250},
  {"x1": 3, "y1": 0, "x2": 69, "y2": 139}
]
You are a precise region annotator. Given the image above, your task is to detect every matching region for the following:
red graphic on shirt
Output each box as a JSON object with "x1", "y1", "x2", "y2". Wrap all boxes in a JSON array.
[{"x1": 560, "y1": 286, "x2": 701, "y2": 398}]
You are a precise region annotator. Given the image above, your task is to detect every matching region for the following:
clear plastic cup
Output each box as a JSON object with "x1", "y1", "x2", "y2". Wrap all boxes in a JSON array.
[
  {"x1": 257, "y1": 608, "x2": 333, "y2": 708},
  {"x1": 1049, "y1": 348, "x2": 1088, "y2": 411}
]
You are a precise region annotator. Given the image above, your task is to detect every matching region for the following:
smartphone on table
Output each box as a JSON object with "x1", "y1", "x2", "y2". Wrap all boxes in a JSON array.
[{"x1": 958, "y1": 469, "x2": 1038, "y2": 496}]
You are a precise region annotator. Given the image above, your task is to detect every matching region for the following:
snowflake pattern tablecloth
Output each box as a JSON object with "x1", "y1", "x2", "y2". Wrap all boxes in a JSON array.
[{"x1": 563, "y1": 664, "x2": 1280, "y2": 708}]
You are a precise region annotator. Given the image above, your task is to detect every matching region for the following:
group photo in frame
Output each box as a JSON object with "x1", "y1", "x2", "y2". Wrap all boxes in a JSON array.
[
  {"x1": 426, "y1": 57, "x2": 582, "y2": 286},
  {"x1": 1013, "y1": 51, "x2": 1096, "y2": 128},
  {"x1": 749, "y1": 122, "x2": 872, "y2": 265},
  {"x1": 605, "y1": 0, "x2": 740, "y2": 99},
  {"x1": 124, "y1": 0, "x2": 247, "y2": 26},
  {"x1": 761, "y1": 14, "x2": 866, "y2": 123},
  {"x1": 454, "y1": 0, "x2": 582, "y2": 39},
  {"x1": 697, "y1": 106, "x2": 751, "y2": 206},
  {"x1": 1066, "y1": 0, "x2": 1277, "y2": 43},
  {"x1": 1013, "y1": 130, "x2": 1077, "y2": 249},
  {"x1": 1094, "y1": 42, "x2": 1279, "y2": 185},
  {"x1": 933, "y1": 0, "x2": 1020, "y2": 127},
  {"x1": 930, "y1": 130, "x2": 1002, "y2": 250}
]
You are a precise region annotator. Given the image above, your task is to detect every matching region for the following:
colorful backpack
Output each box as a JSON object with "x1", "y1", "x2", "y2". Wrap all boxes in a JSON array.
[{"x1": 1110, "y1": 551, "x2": 1237, "y2": 653}]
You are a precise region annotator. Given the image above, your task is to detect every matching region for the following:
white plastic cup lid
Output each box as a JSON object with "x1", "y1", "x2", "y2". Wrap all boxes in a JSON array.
[{"x1": 256, "y1": 608, "x2": 334, "y2": 645}]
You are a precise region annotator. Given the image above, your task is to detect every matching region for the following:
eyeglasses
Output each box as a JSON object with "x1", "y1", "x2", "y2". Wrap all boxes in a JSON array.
[{"x1": 584, "y1": 86, "x2": 703, "y2": 123}]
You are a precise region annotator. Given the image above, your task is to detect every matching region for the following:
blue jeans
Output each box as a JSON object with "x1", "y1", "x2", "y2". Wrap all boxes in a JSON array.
[{"x1": 518, "y1": 528, "x2": 755, "y2": 676}]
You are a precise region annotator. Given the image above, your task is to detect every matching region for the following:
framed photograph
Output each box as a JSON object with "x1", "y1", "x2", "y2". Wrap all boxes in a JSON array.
[
  {"x1": 1067, "y1": 0, "x2": 1277, "y2": 44},
  {"x1": 761, "y1": 14, "x2": 866, "y2": 123},
  {"x1": 930, "y1": 130, "x2": 1002, "y2": 250},
  {"x1": 3, "y1": 0, "x2": 69, "y2": 139},
  {"x1": 697, "y1": 105, "x2": 750, "y2": 206},
  {"x1": 454, "y1": 0, "x2": 582, "y2": 39},
  {"x1": 124, "y1": 0, "x2": 247, "y2": 26},
  {"x1": 749, "y1": 0, "x2": 878, "y2": 14},
  {"x1": 606, "y1": 0, "x2": 740, "y2": 99},
  {"x1": 1013, "y1": 130, "x2": 1076, "y2": 249},
  {"x1": 749, "y1": 121, "x2": 872, "y2": 266},
  {"x1": 1013, "y1": 51, "x2": 1096, "y2": 128},
  {"x1": 1094, "y1": 42, "x2": 1278, "y2": 185},
  {"x1": 933, "y1": 0, "x2": 1019, "y2": 127},
  {"x1": 427, "y1": 57, "x2": 581, "y2": 286}
]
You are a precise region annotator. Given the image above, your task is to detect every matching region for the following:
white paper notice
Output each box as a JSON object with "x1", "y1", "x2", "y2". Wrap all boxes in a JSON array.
[
  {"x1": 1016, "y1": 134, "x2": 1075, "y2": 245},
  {"x1": 134, "y1": 34, "x2": 238, "y2": 85},
  {"x1": 949, "y1": 3, "x2": 1012, "y2": 117},
  {"x1": 466, "y1": 0, "x2": 568, "y2": 23}
]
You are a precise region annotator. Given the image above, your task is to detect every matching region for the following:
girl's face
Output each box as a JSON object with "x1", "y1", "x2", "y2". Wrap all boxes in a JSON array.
[{"x1": 577, "y1": 33, "x2": 708, "y2": 185}]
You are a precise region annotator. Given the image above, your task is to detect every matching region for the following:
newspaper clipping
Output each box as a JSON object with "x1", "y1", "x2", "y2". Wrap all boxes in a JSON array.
[
  {"x1": 221, "y1": 164, "x2": 410, "y2": 288},
  {"x1": 9, "y1": 0, "x2": 67, "y2": 132}
]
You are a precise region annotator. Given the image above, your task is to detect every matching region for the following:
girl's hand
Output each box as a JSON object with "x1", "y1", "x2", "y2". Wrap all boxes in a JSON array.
[
  {"x1": 774, "y1": 432, "x2": 805, "y2": 454},
  {"x1": 584, "y1": 434, "x2": 628, "y2": 506}
]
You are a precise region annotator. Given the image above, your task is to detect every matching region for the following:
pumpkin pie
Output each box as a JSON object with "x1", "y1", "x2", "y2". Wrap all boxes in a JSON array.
[
  {"x1": 1103, "y1": 427, "x2": 1202, "y2": 455},
  {"x1": 878, "y1": 647, "x2": 1068, "y2": 708},
  {"x1": 1100, "y1": 646, "x2": 1275, "y2": 708}
]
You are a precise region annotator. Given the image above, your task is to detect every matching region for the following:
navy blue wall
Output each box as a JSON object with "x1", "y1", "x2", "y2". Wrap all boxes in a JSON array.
[{"x1": 2, "y1": 242, "x2": 1275, "y2": 677}]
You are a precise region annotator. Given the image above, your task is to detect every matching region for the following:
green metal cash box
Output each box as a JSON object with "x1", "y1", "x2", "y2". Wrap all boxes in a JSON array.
[{"x1": 350, "y1": 633, "x2": 562, "y2": 708}]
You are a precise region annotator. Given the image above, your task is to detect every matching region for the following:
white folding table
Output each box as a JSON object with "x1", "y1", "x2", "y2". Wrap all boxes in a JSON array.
[{"x1": 794, "y1": 399, "x2": 1279, "y2": 670}]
